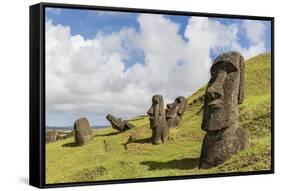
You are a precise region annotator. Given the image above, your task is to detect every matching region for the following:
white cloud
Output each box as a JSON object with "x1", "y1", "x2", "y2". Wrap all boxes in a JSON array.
[
  {"x1": 238, "y1": 20, "x2": 267, "y2": 58},
  {"x1": 242, "y1": 20, "x2": 266, "y2": 44},
  {"x1": 46, "y1": 16, "x2": 268, "y2": 126},
  {"x1": 46, "y1": 8, "x2": 62, "y2": 16}
]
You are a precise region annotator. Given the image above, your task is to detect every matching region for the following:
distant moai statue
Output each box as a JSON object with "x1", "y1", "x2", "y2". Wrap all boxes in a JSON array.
[
  {"x1": 106, "y1": 114, "x2": 135, "y2": 132},
  {"x1": 73, "y1": 117, "x2": 93, "y2": 146},
  {"x1": 166, "y1": 96, "x2": 187, "y2": 128},
  {"x1": 46, "y1": 130, "x2": 58, "y2": 143},
  {"x1": 147, "y1": 95, "x2": 169, "y2": 144},
  {"x1": 199, "y1": 51, "x2": 249, "y2": 169}
]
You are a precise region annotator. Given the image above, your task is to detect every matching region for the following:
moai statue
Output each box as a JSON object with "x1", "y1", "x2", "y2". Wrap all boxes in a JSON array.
[
  {"x1": 166, "y1": 96, "x2": 187, "y2": 128},
  {"x1": 106, "y1": 114, "x2": 135, "y2": 132},
  {"x1": 46, "y1": 130, "x2": 58, "y2": 143},
  {"x1": 147, "y1": 95, "x2": 169, "y2": 144},
  {"x1": 73, "y1": 117, "x2": 93, "y2": 146},
  {"x1": 199, "y1": 51, "x2": 249, "y2": 169}
]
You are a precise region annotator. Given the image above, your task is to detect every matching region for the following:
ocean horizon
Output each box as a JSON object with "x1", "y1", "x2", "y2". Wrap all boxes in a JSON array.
[{"x1": 46, "y1": 125, "x2": 110, "y2": 131}]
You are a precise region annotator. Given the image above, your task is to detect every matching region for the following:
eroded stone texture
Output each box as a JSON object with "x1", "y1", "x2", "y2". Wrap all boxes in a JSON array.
[
  {"x1": 199, "y1": 51, "x2": 249, "y2": 169},
  {"x1": 74, "y1": 117, "x2": 92, "y2": 146},
  {"x1": 147, "y1": 95, "x2": 169, "y2": 144},
  {"x1": 106, "y1": 114, "x2": 135, "y2": 132},
  {"x1": 166, "y1": 96, "x2": 187, "y2": 128}
]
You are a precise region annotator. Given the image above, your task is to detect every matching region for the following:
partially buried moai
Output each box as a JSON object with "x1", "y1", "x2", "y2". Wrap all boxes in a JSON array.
[
  {"x1": 199, "y1": 51, "x2": 249, "y2": 169},
  {"x1": 166, "y1": 96, "x2": 187, "y2": 128},
  {"x1": 147, "y1": 95, "x2": 169, "y2": 144},
  {"x1": 106, "y1": 114, "x2": 135, "y2": 132},
  {"x1": 73, "y1": 117, "x2": 93, "y2": 146}
]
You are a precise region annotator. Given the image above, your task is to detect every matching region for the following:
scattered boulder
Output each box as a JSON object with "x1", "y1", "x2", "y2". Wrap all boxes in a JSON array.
[
  {"x1": 73, "y1": 117, "x2": 93, "y2": 146},
  {"x1": 199, "y1": 51, "x2": 249, "y2": 169},
  {"x1": 147, "y1": 95, "x2": 169, "y2": 144}
]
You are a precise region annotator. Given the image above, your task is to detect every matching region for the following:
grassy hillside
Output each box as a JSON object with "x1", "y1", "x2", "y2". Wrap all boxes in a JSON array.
[{"x1": 46, "y1": 53, "x2": 272, "y2": 184}]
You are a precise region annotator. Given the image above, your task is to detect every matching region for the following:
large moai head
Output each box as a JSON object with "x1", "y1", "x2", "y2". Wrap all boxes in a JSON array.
[
  {"x1": 199, "y1": 51, "x2": 248, "y2": 169},
  {"x1": 147, "y1": 95, "x2": 165, "y2": 129},
  {"x1": 175, "y1": 96, "x2": 187, "y2": 116},
  {"x1": 147, "y1": 95, "x2": 169, "y2": 144},
  {"x1": 74, "y1": 117, "x2": 92, "y2": 146},
  {"x1": 202, "y1": 51, "x2": 245, "y2": 132}
]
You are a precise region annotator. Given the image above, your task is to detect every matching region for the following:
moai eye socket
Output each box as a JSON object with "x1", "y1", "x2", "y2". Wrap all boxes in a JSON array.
[
  {"x1": 152, "y1": 99, "x2": 159, "y2": 105},
  {"x1": 211, "y1": 61, "x2": 238, "y2": 76}
]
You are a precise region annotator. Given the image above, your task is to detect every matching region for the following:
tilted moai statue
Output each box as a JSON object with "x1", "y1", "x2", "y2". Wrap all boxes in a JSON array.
[
  {"x1": 73, "y1": 117, "x2": 93, "y2": 146},
  {"x1": 199, "y1": 51, "x2": 249, "y2": 169},
  {"x1": 106, "y1": 114, "x2": 135, "y2": 132},
  {"x1": 166, "y1": 96, "x2": 187, "y2": 128},
  {"x1": 147, "y1": 95, "x2": 169, "y2": 144}
]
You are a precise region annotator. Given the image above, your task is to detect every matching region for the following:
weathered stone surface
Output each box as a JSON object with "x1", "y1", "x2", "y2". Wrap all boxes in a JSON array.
[
  {"x1": 166, "y1": 96, "x2": 187, "y2": 128},
  {"x1": 106, "y1": 114, "x2": 135, "y2": 132},
  {"x1": 199, "y1": 51, "x2": 249, "y2": 169},
  {"x1": 73, "y1": 117, "x2": 92, "y2": 146},
  {"x1": 147, "y1": 95, "x2": 169, "y2": 144},
  {"x1": 46, "y1": 130, "x2": 58, "y2": 143}
]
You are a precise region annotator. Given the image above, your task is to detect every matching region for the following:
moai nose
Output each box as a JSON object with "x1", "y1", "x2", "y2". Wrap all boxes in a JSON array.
[
  {"x1": 206, "y1": 71, "x2": 226, "y2": 102},
  {"x1": 206, "y1": 85, "x2": 223, "y2": 101}
]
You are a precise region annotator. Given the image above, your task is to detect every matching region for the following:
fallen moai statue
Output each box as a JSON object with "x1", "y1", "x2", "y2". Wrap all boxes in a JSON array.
[{"x1": 106, "y1": 114, "x2": 135, "y2": 132}]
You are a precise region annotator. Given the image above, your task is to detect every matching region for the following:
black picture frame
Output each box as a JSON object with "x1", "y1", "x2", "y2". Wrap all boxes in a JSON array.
[{"x1": 29, "y1": 2, "x2": 275, "y2": 189}]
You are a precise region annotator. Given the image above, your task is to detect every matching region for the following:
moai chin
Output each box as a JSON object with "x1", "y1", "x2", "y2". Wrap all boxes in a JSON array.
[
  {"x1": 166, "y1": 96, "x2": 187, "y2": 128},
  {"x1": 147, "y1": 95, "x2": 169, "y2": 144},
  {"x1": 199, "y1": 51, "x2": 249, "y2": 169}
]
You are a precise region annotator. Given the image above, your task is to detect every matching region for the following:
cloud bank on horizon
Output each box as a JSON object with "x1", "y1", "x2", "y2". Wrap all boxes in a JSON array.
[{"x1": 45, "y1": 8, "x2": 271, "y2": 126}]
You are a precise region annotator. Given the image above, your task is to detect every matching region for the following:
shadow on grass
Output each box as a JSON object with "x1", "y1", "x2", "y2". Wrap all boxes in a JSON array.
[
  {"x1": 140, "y1": 157, "x2": 199, "y2": 170},
  {"x1": 131, "y1": 137, "x2": 151, "y2": 144},
  {"x1": 95, "y1": 131, "x2": 120, "y2": 137},
  {"x1": 62, "y1": 142, "x2": 76, "y2": 147},
  {"x1": 122, "y1": 138, "x2": 151, "y2": 150}
]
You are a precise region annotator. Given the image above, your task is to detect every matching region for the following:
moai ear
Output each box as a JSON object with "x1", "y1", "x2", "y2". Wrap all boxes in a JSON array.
[
  {"x1": 178, "y1": 98, "x2": 187, "y2": 115},
  {"x1": 238, "y1": 55, "x2": 245, "y2": 104}
]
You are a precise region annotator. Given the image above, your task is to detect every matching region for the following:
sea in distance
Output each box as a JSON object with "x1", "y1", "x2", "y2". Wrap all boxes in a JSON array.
[{"x1": 46, "y1": 125, "x2": 109, "y2": 131}]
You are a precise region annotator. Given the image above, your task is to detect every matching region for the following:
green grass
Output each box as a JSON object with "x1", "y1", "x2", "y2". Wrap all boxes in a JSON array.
[{"x1": 46, "y1": 53, "x2": 272, "y2": 184}]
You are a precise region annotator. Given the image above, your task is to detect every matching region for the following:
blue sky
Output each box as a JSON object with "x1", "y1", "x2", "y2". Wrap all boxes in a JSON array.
[
  {"x1": 45, "y1": 7, "x2": 271, "y2": 127},
  {"x1": 46, "y1": 8, "x2": 271, "y2": 53}
]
